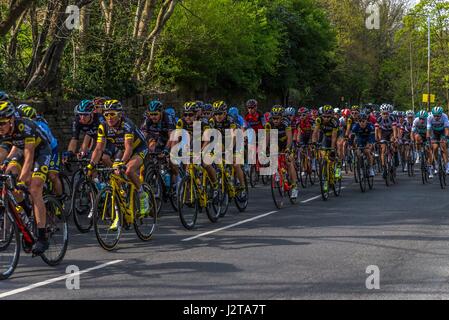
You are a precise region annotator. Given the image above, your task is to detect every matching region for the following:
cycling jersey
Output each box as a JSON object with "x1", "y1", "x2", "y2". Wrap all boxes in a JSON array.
[
  {"x1": 265, "y1": 118, "x2": 291, "y2": 151},
  {"x1": 97, "y1": 116, "x2": 148, "y2": 159},
  {"x1": 400, "y1": 120, "x2": 413, "y2": 141},
  {"x1": 2, "y1": 118, "x2": 52, "y2": 181},
  {"x1": 140, "y1": 111, "x2": 176, "y2": 149},
  {"x1": 375, "y1": 115, "x2": 397, "y2": 141},
  {"x1": 35, "y1": 116, "x2": 58, "y2": 151},
  {"x1": 244, "y1": 112, "x2": 264, "y2": 131},
  {"x1": 72, "y1": 113, "x2": 106, "y2": 140},
  {"x1": 412, "y1": 118, "x2": 427, "y2": 136},
  {"x1": 315, "y1": 117, "x2": 338, "y2": 148},
  {"x1": 427, "y1": 113, "x2": 449, "y2": 141},
  {"x1": 352, "y1": 123, "x2": 375, "y2": 147},
  {"x1": 297, "y1": 116, "x2": 314, "y2": 145}
]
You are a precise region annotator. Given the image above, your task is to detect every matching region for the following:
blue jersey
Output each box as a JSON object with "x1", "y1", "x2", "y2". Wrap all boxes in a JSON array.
[{"x1": 35, "y1": 116, "x2": 58, "y2": 151}]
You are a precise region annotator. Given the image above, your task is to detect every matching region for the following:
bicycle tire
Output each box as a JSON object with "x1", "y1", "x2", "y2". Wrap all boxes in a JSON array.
[
  {"x1": 41, "y1": 195, "x2": 69, "y2": 266},
  {"x1": 318, "y1": 159, "x2": 329, "y2": 201},
  {"x1": 145, "y1": 169, "x2": 163, "y2": 215},
  {"x1": 93, "y1": 186, "x2": 122, "y2": 251},
  {"x1": 177, "y1": 175, "x2": 199, "y2": 230},
  {"x1": 271, "y1": 173, "x2": 284, "y2": 209},
  {"x1": 0, "y1": 210, "x2": 20, "y2": 280},
  {"x1": 134, "y1": 183, "x2": 157, "y2": 241},
  {"x1": 72, "y1": 178, "x2": 95, "y2": 233},
  {"x1": 234, "y1": 174, "x2": 249, "y2": 212}
]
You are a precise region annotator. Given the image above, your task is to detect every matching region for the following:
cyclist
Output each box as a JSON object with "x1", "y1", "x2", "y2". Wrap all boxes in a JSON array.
[
  {"x1": 244, "y1": 99, "x2": 265, "y2": 131},
  {"x1": 88, "y1": 100, "x2": 150, "y2": 223},
  {"x1": 201, "y1": 103, "x2": 213, "y2": 123},
  {"x1": 296, "y1": 107, "x2": 316, "y2": 173},
  {"x1": 16, "y1": 104, "x2": 63, "y2": 198},
  {"x1": 427, "y1": 106, "x2": 449, "y2": 175},
  {"x1": 229, "y1": 107, "x2": 247, "y2": 129},
  {"x1": 312, "y1": 105, "x2": 340, "y2": 178},
  {"x1": 93, "y1": 96, "x2": 109, "y2": 114},
  {"x1": 0, "y1": 101, "x2": 52, "y2": 255},
  {"x1": 265, "y1": 105, "x2": 298, "y2": 199},
  {"x1": 399, "y1": 110, "x2": 415, "y2": 172},
  {"x1": 63, "y1": 99, "x2": 112, "y2": 165},
  {"x1": 208, "y1": 101, "x2": 247, "y2": 200},
  {"x1": 141, "y1": 100, "x2": 178, "y2": 186},
  {"x1": 412, "y1": 110, "x2": 432, "y2": 177},
  {"x1": 176, "y1": 102, "x2": 219, "y2": 197},
  {"x1": 352, "y1": 112, "x2": 376, "y2": 177},
  {"x1": 375, "y1": 104, "x2": 399, "y2": 175}
]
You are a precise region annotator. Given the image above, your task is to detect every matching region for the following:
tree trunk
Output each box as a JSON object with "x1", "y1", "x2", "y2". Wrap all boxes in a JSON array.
[
  {"x1": 0, "y1": 0, "x2": 35, "y2": 37},
  {"x1": 25, "y1": 0, "x2": 94, "y2": 93},
  {"x1": 134, "y1": 0, "x2": 177, "y2": 79},
  {"x1": 137, "y1": 0, "x2": 157, "y2": 39},
  {"x1": 133, "y1": 0, "x2": 145, "y2": 38},
  {"x1": 100, "y1": 0, "x2": 114, "y2": 37}
]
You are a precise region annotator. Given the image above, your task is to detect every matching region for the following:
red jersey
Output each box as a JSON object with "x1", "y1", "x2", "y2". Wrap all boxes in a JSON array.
[
  {"x1": 298, "y1": 116, "x2": 314, "y2": 134},
  {"x1": 244, "y1": 112, "x2": 264, "y2": 131}
]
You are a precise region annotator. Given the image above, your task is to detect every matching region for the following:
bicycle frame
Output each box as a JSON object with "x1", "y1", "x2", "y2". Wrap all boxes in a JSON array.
[{"x1": 101, "y1": 172, "x2": 136, "y2": 225}]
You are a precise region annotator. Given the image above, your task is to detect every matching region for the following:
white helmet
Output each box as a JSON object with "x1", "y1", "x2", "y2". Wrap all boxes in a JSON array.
[
  {"x1": 380, "y1": 104, "x2": 390, "y2": 112},
  {"x1": 334, "y1": 107, "x2": 340, "y2": 114},
  {"x1": 406, "y1": 110, "x2": 414, "y2": 117}
]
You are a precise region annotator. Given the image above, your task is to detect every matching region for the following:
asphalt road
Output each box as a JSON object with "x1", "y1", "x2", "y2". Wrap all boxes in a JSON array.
[{"x1": 1, "y1": 169, "x2": 449, "y2": 300}]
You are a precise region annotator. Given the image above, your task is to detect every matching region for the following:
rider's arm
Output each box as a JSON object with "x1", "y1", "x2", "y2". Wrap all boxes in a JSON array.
[
  {"x1": 80, "y1": 135, "x2": 92, "y2": 154},
  {"x1": 91, "y1": 124, "x2": 106, "y2": 165},
  {"x1": 286, "y1": 127, "x2": 293, "y2": 150},
  {"x1": 331, "y1": 129, "x2": 338, "y2": 149}
]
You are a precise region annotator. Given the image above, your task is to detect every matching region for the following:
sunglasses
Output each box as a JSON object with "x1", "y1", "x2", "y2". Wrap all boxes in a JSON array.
[
  {"x1": 322, "y1": 115, "x2": 332, "y2": 119},
  {"x1": 104, "y1": 112, "x2": 120, "y2": 119},
  {"x1": 272, "y1": 116, "x2": 281, "y2": 120},
  {"x1": 147, "y1": 112, "x2": 160, "y2": 117},
  {"x1": 0, "y1": 119, "x2": 10, "y2": 126},
  {"x1": 78, "y1": 113, "x2": 92, "y2": 117},
  {"x1": 183, "y1": 112, "x2": 195, "y2": 117},
  {"x1": 382, "y1": 112, "x2": 389, "y2": 116},
  {"x1": 247, "y1": 106, "x2": 256, "y2": 109},
  {"x1": 214, "y1": 112, "x2": 225, "y2": 116}
]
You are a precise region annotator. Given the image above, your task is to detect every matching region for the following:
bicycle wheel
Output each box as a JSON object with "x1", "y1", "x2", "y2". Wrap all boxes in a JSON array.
[
  {"x1": 59, "y1": 172, "x2": 73, "y2": 218},
  {"x1": 298, "y1": 154, "x2": 308, "y2": 189},
  {"x1": 0, "y1": 209, "x2": 20, "y2": 280},
  {"x1": 333, "y1": 163, "x2": 342, "y2": 197},
  {"x1": 145, "y1": 169, "x2": 163, "y2": 215},
  {"x1": 93, "y1": 186, "x2": 122, "y2": 251},
  {"x1": 271, "y1": 172, "x2": 284, "y2": 209},
  {"x1": 177, "y1": 175, "x2": 199, "y2": 230},
  {"x1": 438, "y1": 156, "x2": 445, "y2": 189},
  {"x1": 234, "y1": 174, "x2": 249, "y2": 212},
  {"x1": 421, "y1": 153, "x2": 428, "y2": 185},
  {"x1": 41, "y1": 195, "x2": 69, "y2": 266},
  {"x1": 72, "y1": 177, "x2": 95, "y2": 233},
  {"x1": 356, "y1": 156, "x2": 366, "y2": 193},
  {"x1": 134, "y1": 183, "x2": 157, "y2": 241},
  {"x1": 217, "y1": 171, "x2": 230, "y2": 218},
  {"x1": 390, "y1": 156, "x2": 397, "y2": 184},
  {"x1": 205, "y1": 179, "x2": 220, "y2": 223},
  {"x1": 249, "y1": 164, "x2": 258, "y2": 188},
  {"x1": 318, "y1": 160, "x2": 329, "y2": 201}
]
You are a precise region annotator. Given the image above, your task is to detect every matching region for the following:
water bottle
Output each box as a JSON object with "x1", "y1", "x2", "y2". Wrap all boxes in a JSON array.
[{"x1": 161, "y1": 169, "x2": 171, "y2": 188}]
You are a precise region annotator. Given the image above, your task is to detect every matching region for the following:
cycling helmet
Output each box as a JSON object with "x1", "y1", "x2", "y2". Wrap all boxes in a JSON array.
[
  {"x1": 406, "y1": 110, "x2": 414, "y2": 117},
  {"x1": 311, "y1": 109, "x2": 319, "y2": 117},
  {"x1": 351, "y1": 105, "x2": 360, "y2": 111},
  {"x1": 203, "y1": 103, "x2": 213, "y2": 112},
  {"x1": 298, "y1": 107, "x2": 309, "y2": 115},
  {"x1": 103, "y1": 99, "x2": 123, "y2": 112},
  {"x1": 359, "y1": 112, "x2": 368, "y2": 120},
  {"x1": 195, "y1": 101, "x2": 204, "y2": 111},
  {"x1": 183, "y1": 102, "x2": 196, "y2": 112},
  {"x1": 212, "y1": 101, "x2": 227, "y2": 113},
  {"x1": 418, "y1": 110, "x2": 428, "y2": 119},
  {"x1": 342, "y1": 109, "x2": 351, "y2": 117},
  {"x1": 284, "y1": 107, "x2": 296, "y2": 116},
  {"x1": 0, "y1": 91, "x2": 9, "y2": 101},
  {"x1": 0, "y1": 101, "x2": 16, "y2": 118},
  {"x1": 271, "y1": 105, "x2": 284, "y2": 117},
  {"x1": 380, "y1": 104, "x2": 390, "y2": 113},
  {"x1": 432, "y1": 106, "x2": 444, "y2": 116},
  {"x1": 148, "y1": 100, "x2": 163, "y2": 112},
  {"x1": 17, "y1": 104, "x2": 37, "y2": 119},
  {"x1": 93, "y1": 97, "x2": 107, "y2": 107},
  {"x1": 318, "y1": 106, "x2": 323, "y2": 115},
  {"x1": 246, "y1": 99, "x2": 258, "y2": 108},
  {"x1": 228, "y1": 107, "x2": 239, "y2": 118},
  {"x1": 322, "y1": 105, "x2": 333, "y2": 115},
  {"x1": 334, "y1": 108, "x2": 341, "y2": 115},
  {"x1": 75, "y1": 99, "x2": 95, "y2": 115}
]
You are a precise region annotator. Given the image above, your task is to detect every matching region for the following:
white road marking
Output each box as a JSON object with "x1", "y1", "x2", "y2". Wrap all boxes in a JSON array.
[
  {"x1": 182, "y1": 211, "x2": 278, "y2": 241},
  {"x1": 0, "y1": 260, "x2": 123, "y2": 299}
]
